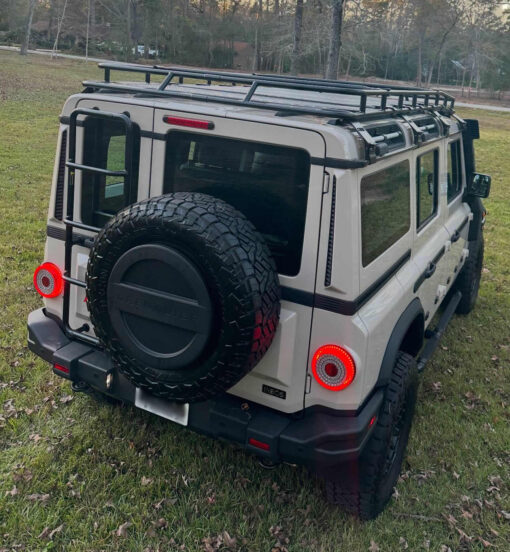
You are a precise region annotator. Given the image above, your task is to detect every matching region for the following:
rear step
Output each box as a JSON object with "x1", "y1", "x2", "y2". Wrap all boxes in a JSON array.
[{"x1": 417, "y1": 290, "x2": 462, "y2": 372}]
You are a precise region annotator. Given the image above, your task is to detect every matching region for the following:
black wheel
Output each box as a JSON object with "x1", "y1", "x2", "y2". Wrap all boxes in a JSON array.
[
  {"x1": 325, "y1": 351, "x2": 418, "y2": 520},
  {"x1": 454, "y1": 236, "x2": 484, "y2": 315},
  {"x1": 86, "y1": 193, "x2": 280, "y2": 403}
]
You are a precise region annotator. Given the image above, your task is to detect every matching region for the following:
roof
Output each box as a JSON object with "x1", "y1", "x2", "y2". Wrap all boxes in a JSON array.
[{"x1": 81, "y1": 62, "x2": 456, "y2": 124}]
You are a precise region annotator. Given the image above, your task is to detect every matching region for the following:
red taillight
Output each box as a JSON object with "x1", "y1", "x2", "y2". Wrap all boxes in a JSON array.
[
  {"x1": 163, "y1": 115, "x2": 214, "y2": 130},
  {"x1": 248, "y1": 438, "x2": 270, "y2": 451},
  {"x1": 54, "y1": 364, "x2": 70, "y2": 375},
  {"x1": 311, "y1": 344, "x2": 356, "y2": 391},
  {"x1": 369, "y1": 415, "x2": 377, "y2": 428},
  {"x1": 33, "y1": 262, "x2": 64, "y2": 298}
]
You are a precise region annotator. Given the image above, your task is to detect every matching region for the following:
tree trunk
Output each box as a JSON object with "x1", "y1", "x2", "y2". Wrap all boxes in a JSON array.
[
  {"x1": 51, "y1": 0, "x2": 69, "y2": 58},
  {"x1": 416, "y1": 33, "x2": 423, "y2": 86},
  {"x1": 20, "y1": 0, "x2": 37, "y2": 55},
  {"x1": 290, "y1": 0, "x2": 303, "y2": 75},
  {"x1": 252, "y1": 0, "x2": 263, "y2": 71},
  {"x1": 325, "y1": 0, "x2": 345, "y2": 80}
]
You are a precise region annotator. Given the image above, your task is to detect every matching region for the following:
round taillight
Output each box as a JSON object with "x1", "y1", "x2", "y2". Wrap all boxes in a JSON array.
[
  {"x1": 33, "y1": 262, "x2": 64, "y2": 298},
  {"x1": 311, "y1": 344, "x2": 356, "y2": 391}
]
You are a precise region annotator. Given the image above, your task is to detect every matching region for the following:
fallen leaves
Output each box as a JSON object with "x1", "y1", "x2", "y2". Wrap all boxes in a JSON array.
[
  {"x1": 5, "y1": 486, "x2": 18, "y2": 497},
  {"x1": 368, "y1": 540, "x2": 380, "y2": 552},
  {"x1": 38, "y1": 524, "x2": 63, "y2": 540},
  {"x1": 27, "y1": 493, "x2": 50, "y2": 503},
  {"x1": 202, "y1": 531, "x2": 237, "y2": 552},
  {"x1": 115, "y1": 521, "x2": 132, "y2": 537}
]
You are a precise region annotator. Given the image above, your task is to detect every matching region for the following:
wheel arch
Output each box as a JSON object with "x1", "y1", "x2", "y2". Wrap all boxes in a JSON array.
[{"x1": 375, "y1": 298, "x2": 424, "y2": 388}]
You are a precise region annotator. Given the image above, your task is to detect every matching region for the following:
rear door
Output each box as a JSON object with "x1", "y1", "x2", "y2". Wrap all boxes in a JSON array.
[
  {"x1": 66, "y1": 99, "x2": 153, "y2": 337},
  {"x1": 412, "y1": 145, "x2": 451, "y2": 323},
  {"x1": 150, "y1": 110, "x2": 326, "y2": 413},
  {"x1": 443, "y1": 134, "x2": 471, "y2": 287}
]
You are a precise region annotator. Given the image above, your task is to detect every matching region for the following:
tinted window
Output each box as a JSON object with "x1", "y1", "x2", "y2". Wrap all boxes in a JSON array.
[
  {"x1": 447, "y1": 140, "x2": 462, "y2": 202},
  {"x1": 361, "y1": 161, "x2": 410, "y2": 266},
  {"x1": 81, "y1": 118, "x2": 140, "y2": 227},
  {"x1": 163, "y1": 132, "x2": 310, "y2": 276},
  {"x1": 416, "y1": 150, "x2": 438, "y2": 229}
]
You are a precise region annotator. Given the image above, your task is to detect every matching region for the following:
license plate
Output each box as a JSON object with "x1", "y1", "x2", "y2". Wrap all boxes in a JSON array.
[{"x1": 134, "y1": 388, "x2": 189, "y2": 426}]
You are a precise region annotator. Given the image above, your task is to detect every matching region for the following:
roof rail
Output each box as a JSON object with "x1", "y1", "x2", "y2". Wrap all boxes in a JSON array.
[{"x1": 81, "y1": 62, "x2": 456, "y2": 122}]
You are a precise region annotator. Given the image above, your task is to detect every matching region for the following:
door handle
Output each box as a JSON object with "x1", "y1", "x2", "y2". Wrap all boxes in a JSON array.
[
  {"x1": 451, "y1": 230, "x2": 460, "y2": 243},
  {"x1": 425, "y1": 262, "x2": 436, "y2": 279}
]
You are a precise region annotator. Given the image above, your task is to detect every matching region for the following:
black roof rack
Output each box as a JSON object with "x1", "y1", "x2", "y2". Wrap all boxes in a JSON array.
[{"x1": 81, "y1": 62, "x2": 455, "y2": 123}]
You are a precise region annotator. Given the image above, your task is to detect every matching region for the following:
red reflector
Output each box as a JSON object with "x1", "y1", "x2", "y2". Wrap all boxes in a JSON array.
[
  {"x1": 33, "y1": 262, "x2": 64, "y2": 298},
  {"x1": 163, "y1": 115, "x2": 214, "y2": 130},
  {"x1": 54, "y1": 364, "x2": 70, "y2": 375},
  {"x1": 248, "y1": 438, "x2": 270, "y2": 451},
  {"x1": 369, "y1": 415, "x2": 377, "y2": 428},
  {"x1": 311, "y1": 344, "x2": 356, "y2": 391}
]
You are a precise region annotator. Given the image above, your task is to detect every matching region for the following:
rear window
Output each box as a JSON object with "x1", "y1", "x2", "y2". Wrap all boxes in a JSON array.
[
  {"x1": 81, "y1": 118, "x2": 140, "y2": 227},
  {"x1": 360, "y1": 161, "x2": 411, "y2": 266},
  {"x1": 163, "y1": 132, "x2": 310, "y2": 276},
  {"x1": 447, "y1": 140, "x2": 463, "y2": 202}
]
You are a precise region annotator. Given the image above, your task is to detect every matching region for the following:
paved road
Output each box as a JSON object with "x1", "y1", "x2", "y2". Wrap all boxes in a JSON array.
[
  {"x1": 3, "y1": 45, "x2": 510, "y2": 113},
  {"x1": 456, "y1": 102, "x2": 510, "y2": 113}
]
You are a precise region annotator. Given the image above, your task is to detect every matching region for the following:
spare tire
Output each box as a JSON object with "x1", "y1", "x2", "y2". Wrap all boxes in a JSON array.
[{"x1": 86, "y1": 192, "x2": 280, "y2": 403}]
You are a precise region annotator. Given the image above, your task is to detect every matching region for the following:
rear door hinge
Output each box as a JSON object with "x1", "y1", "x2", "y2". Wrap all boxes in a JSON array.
[
  {"x1": 323, "y1": 172, "x2": 331, "y2": 194},
  {"x1": 305, "y1": 373, "x2": 312, "y2": 394}
]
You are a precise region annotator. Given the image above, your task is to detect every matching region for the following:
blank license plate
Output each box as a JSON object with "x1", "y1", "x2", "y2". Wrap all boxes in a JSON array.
[{"x1": 134, "y1": 388, "x2": 189, "y2": 426}]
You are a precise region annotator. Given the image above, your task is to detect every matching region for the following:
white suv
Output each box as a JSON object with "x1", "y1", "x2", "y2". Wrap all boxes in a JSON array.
[{"x1": 27, "y1": 62, "x2": 491, "y2": 519}]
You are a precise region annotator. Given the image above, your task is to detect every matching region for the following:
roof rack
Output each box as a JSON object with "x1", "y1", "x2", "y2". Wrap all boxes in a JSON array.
[{"x1": 81, "y1": 62, "x2": 455, "y2": 123}]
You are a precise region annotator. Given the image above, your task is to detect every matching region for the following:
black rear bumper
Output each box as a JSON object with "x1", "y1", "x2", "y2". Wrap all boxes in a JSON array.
[{"x1": 28, "y1": 308, "x2": 383, "y2": 472}]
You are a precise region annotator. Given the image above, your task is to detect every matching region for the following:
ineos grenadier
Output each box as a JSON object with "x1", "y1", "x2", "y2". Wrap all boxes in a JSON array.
[{"x1": 27, "y1": 63, "x2": 491, "y2": 519}]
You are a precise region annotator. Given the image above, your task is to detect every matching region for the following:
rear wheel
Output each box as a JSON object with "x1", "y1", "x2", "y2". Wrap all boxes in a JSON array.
[
  {"x1": 454, "y1": 236, "x2": 484, "y2": 315},
  {"x1": 324, "y1": 351, "x2": 418, "y2": 520}
]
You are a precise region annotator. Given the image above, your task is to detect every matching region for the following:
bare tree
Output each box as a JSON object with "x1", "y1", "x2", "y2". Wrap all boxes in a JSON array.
[
  {"x1": 20, "y1": 0, "x2": 37, "y2": 55},
  {"x1": 290, "y1": 0, "x2": 304, "y2": 75},
  {"x1": 325, "y1": 0, "x2": 345, "y2": 79}
]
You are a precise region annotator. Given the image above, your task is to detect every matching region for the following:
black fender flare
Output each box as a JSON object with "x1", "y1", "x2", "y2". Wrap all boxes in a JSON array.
[{"x1": 375, "y1": 298, "x2": 424, "y2": 388}]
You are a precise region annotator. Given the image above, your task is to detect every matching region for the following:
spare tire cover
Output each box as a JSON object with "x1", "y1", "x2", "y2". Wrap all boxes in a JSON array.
[{"x1": 86, "y1": 192, "x2": 281, "y2": 403}]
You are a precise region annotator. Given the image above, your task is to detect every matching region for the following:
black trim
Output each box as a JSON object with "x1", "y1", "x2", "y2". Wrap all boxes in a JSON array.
[
  {"x1": 282, "y1": 249, "x2": 411, "y2": 315},
  {"x1": 310, "y1": 156, "x2": 367, "y2": 169},
  {"x1": 324, "y1": 176, "x2": 336, "y2": 286},
  {"x1": 376, "y1": 298, "x2": 424, "y2": 387},
  {"x1": 457, "y1": 216, "x2": 469, "y2": 235},
  {"x1": 413, "y1": 246, "x2": 445, "y2": 293},
  {"x1": 47, "y1": 225, "x2": 67, "y2": 241},
  {"x1": 140, "y1": 129, "x2": 166, "y2": 141},
  {"x1": 28, "y1": 307, "x2": 383, "y2": 470},
  {"x1": 54, "y1": 130, "x2": 67, "y2": 220}
]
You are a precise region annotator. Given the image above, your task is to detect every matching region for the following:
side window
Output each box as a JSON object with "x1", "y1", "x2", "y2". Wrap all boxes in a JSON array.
[
  {"x1": 447, "y1": 140, "x2": 463, "y2": 202},
  {"x1": 416, "y1": 149, "x2": 438, "y2": 229},
  {"x1": 163, "y1": 131, "x2": 310, "y2": 276},
  {"x1": 81, "y1": 118, "x2": 140, "y2": 227},
  {"x1": 361, "y1": 160, "x2": 410, "y2": 267}
]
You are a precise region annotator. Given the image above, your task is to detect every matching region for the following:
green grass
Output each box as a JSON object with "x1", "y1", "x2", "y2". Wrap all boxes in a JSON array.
[{"x1": 1, "y1": 50, "x2": 509, "y2": 551}]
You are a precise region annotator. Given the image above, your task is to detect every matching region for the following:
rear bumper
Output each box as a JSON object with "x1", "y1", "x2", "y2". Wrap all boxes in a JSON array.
[{"x1": 28, "y1": 308, "x2": 383, "y2": 472}]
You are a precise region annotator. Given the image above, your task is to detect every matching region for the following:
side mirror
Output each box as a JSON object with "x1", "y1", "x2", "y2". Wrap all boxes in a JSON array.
[{"x1": 468, "y1": 173, "x2": 491, "y2": 198}]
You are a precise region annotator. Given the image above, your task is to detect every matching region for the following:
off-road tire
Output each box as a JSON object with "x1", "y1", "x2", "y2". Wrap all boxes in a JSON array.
[
  {"x1": 86, "y1": 193, "x2": 280, "y2": 403},
  {"x1": 325, "y1": 351, "x2": 418, "y2": 520},
  {"x1": 454, "y1": 236, "x2": 484, "y2": 315}
]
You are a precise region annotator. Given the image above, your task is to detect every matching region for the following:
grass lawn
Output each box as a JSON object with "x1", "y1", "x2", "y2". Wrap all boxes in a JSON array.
[{"x1": 0, "y1": 50, "x2": 509, "y2": 551}]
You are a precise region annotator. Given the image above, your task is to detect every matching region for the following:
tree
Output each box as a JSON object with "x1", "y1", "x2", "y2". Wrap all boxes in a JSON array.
[
  {"x1": 20, "y1": 0, "x2": 37, "y2": 55},
  {"x1": 325, "y1": 0, "x2": 345, "y2": 79},
  {"x1": 290, "y1": 0, "x2": 303, "y2": 75}
]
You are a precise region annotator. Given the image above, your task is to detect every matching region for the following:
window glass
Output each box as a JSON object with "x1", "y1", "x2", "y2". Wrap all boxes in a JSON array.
[
  {"x1": 163, "y1": 132, "x2": 310, "y2": 276},
  {"x1": 361, "y1": 160, "x2": 410, "y2": 266},
  {"x1": 447, "y1": 140, "x2": 462, "y2": 202},
  {"x1": 81, "y1": 118, "x2": 139, "y2": 228},
  {"x1": 416, "y1": 150, "x2": 438, "y2": 229}
]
